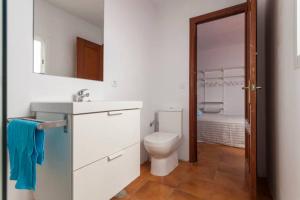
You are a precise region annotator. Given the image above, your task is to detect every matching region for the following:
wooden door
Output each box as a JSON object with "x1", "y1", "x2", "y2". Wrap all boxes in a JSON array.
[
  {"x1": 77, "y1": 37, "x2": 103, "y2": 81},
  {"x1": 245, "y1": 0, "x2": 257, "y2": 197}
]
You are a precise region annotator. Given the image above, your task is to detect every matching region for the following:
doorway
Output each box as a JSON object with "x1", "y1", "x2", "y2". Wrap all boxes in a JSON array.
[{"x1": 189, "y1": 2, "x2": 258, "y2": 198}]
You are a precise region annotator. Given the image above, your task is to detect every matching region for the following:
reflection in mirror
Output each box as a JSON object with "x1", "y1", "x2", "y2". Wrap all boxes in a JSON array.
[{"x1": 33, "y1": 0, "x2": 104, "y2": 81}]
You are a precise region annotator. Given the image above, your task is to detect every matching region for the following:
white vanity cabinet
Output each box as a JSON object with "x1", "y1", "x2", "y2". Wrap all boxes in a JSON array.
[{"x1": 31, "y1": 101, "x2": 143, "y2": 200}]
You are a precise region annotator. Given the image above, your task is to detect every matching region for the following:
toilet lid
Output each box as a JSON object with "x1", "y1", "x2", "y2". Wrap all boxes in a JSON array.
[{"x1": 144, "y1": 132, "x2": 179, "y2": 144}]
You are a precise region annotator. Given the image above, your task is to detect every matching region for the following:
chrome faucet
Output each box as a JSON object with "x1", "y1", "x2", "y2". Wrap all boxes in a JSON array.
[{"x1": 74, "y1": 89, "x2": 90, "y2": 102}]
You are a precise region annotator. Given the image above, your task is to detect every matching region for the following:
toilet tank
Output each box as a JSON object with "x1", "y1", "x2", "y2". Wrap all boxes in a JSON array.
[{"x1": 158, "y1": 109, "x2": 183, "y2": 135}]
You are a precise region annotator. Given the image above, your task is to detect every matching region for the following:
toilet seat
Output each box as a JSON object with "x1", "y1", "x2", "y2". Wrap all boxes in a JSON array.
[
  {"x1": 144, "y1": 132, "x2": 179, "y2": 146},
  {"x1": 144, "y1": 132, "x2": 181, "y2": 159}
]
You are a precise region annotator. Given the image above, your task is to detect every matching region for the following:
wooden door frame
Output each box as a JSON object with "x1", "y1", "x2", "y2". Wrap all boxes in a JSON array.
[
  {"x1": 189, "y1": 3, "x2": 248, "y2": 162},
  {"x1": 189, "y1": 1, "x2": 258, "y2": 198}
]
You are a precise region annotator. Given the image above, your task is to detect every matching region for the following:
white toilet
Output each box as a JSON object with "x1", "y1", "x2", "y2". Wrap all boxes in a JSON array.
[{"x1": 144, "y1": 109, "x2": 183, "y2": 176}]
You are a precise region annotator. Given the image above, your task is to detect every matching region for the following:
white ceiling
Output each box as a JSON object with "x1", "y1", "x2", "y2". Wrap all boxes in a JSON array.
[
  {"x1": 45, "y1": 0, "x2": 104, "y2": 28},
  {"x1": 197, "y1": 13, "x2": 245, "y2": 50}
]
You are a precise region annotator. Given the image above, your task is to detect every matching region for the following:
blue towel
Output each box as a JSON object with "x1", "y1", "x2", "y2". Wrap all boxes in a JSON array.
[{"x1": 7, "y1": 119, "x2": 45, "y2": 191}]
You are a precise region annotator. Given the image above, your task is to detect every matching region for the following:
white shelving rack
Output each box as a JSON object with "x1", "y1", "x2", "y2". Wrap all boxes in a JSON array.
[{"x1": 197, "y1": 66, "x2": 245, "y2": 113}]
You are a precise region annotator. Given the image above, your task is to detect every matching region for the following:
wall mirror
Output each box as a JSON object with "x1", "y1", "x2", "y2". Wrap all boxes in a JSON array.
[{"x1": 33, "y1": 0, "x2": 104, "y2": 81}]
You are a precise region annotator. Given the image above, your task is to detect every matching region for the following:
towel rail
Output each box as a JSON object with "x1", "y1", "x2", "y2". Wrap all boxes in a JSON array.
[
  {"x1": 7, "y1": 117, "x2": 68, "y2": 131},
  {"x1": 199, "y1": 108, "x2": 224, "y2": 113},
  {"x1": 199, "y1": 102, "x2": 224, "y2": 104}
]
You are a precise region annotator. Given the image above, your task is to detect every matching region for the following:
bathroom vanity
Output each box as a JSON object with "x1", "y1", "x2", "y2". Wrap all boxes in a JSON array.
[{"x1": 31, "y1": 101, "x2": 143, "y2": 200}]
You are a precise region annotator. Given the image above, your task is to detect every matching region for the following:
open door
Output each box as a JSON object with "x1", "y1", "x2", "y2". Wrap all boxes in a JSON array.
[
  {"x1": 245, "y1": 0, "x2": 258, "y2": 198},
  {"x1": 77, "y1": 37, "x2": 103, "y2": 81},
  {"x1": 189, "y1": 2, "x2": 258, "y2": 198}
]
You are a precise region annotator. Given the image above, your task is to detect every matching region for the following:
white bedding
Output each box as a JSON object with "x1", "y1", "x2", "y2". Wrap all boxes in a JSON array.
[
  {"x1": 197, "y1": 114, "x2": 245, "y2": 148},
  {"x1": 198, "y1": 114, "x2": 245, "y2": 124}
]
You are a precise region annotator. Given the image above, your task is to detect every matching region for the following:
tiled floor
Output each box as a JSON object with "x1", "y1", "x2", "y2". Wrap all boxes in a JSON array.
[{"x1": 112, "y1": 143, "x2": 272, "y2": 200}]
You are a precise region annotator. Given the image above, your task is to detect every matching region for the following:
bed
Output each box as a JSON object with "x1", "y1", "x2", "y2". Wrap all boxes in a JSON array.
[{"x1": 197, "y1": 114, "x2": 245, "y2": 148}]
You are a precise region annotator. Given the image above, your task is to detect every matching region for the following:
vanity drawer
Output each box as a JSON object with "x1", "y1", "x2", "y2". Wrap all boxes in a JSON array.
[
  {"x1": 73, "y1": 143, "x2": 140, "y2": 200},
  {"x1": 73, "y1": 109, "x2": 140, "y2": 170}
]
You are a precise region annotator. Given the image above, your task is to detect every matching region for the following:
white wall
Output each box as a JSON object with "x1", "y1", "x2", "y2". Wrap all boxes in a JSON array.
[
  {"x1": 198, "y1": 44, "x2": 245, "y2": 70},
  {"x1": 34, "y1": 0, "x2": 103, "y2": 77},
  {"x1": 266, "y1": 0, "x2": 300, "y2": 199},
  {"x1": 8, "y1": 0, "x2": 156, "y2": 199}
]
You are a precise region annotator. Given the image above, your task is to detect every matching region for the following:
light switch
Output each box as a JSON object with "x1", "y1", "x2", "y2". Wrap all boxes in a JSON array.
[{"x1": 112, "y1": 81, "x2": 118, "y2": 88}]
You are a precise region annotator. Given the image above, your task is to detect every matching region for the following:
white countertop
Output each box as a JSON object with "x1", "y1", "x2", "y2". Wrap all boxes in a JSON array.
[{"x1": 31, "y1": 101, "x2": 143, "y2": 114}]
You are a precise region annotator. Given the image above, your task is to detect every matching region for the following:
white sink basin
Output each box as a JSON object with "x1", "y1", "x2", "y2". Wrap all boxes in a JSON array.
[{"x1": 31, "y1": 101, "x2": 143, "y2": 114}]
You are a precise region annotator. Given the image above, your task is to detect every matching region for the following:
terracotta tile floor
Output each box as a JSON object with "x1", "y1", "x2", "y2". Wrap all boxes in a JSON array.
[{"x1": 112, "y1": 143, "x2": 272, "y2": 200}]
